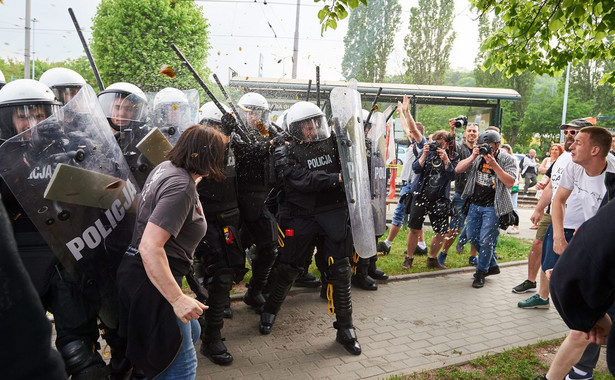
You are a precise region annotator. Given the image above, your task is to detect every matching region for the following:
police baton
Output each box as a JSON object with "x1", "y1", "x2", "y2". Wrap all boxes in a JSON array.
[
  {"x1": 68, "y1": 8, "x2": 104, "y2": 91},
  {"x1": 364, "y1": 87, "x2": 383, "y2": 126},
  {"x1": 316, "y1": 66, "x2": 321, "y2": 108},
  {"x1": 305, "y1": 79, "x2": 312, "y2": 101},
  {"x1": 211, "y1": 73, "x2": 254, "y2": 143},
  {"x1": 385, "y1": 105, "x2": 396, "y2": 123}
]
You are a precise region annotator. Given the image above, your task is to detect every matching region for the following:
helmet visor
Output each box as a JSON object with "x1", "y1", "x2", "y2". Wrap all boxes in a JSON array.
[
  {"x1": 0, "y1": 103, "x2": 59, "y2": 140},
  {"x1": 239, "y1": 106, "x2": 270, "y2": 131},
  {"x1": 53, "y1": 85, "x2": 83, "y2": 105},
  {"x1": 98, "y1": 92, "x2": 148, "y2": 130},
  {"x1": 289, "y1": 114, "x2": 330, "y2": 142}
]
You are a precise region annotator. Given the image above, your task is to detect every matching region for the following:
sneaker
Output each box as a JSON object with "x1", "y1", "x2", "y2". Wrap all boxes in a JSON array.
[
  {"x1": 376, "y1": 241, "x2": 391, "y2": 255},
  {"x1": 468, "y1": 256, "x2": 477, "y2": 266},
  {"x1": 437, "y1": 252, "x2": 447, "y2": 265},
  {"x1": 414, "y1": 245, "x2": 428, "y2": 256},
  {"x1": 518, "y1": 294, "x2": 550, "y2": 309},
  {"x1": 486, "y1": 265, "x2": 500, "y2": 276},
  {"x1": 565, "y1": 366, "x2": 593, "y2": 379},
  {"x1": 401, "y1": 256, "x2": 413, "y2": 269},
  {"x1": 426, "y1": 257, "x2": 446, "y2": 269},
  {"x1": 472, "y1": 271, "x2": 486, "y2": 288},
  {"x1": 512, "y1": 280, "x2": 537, "y2": 294}
]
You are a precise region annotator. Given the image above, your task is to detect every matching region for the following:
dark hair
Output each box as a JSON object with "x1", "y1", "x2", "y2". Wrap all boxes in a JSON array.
[
  {"x1": 580, "y1": 126, "x2": 612, "y2": 158},
  {"x1": 415, "y1": 122, "x2": 425, "y2": 135},
  {"x1": 431, "y1": 130, "x2": 450, "y2": 143},
  {"x1": 166, "y1": 124, "x2": 225, "y2": 181}
]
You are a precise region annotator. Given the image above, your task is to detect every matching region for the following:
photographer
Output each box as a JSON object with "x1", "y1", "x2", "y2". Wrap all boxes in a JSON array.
[
  {"x1": 455, "y1": 130, "x2": 516, "y2": 288},
  {"x1": 401, "y1": 130, "x2": 459, "y2": 270}
]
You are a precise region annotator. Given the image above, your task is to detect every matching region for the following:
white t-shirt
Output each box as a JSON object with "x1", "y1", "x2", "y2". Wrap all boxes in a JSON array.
[{"x1": 558, "y1": 161, "x2": 606, "y2": 229}]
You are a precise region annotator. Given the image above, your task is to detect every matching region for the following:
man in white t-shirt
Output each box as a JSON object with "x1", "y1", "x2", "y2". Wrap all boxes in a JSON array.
[{"x1": 537, "y1": 126, "x2": 615, "y2": 380}]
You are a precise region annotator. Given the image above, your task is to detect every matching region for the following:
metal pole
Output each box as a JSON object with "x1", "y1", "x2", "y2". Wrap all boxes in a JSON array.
[
  {"x1": 291, "y1": 0, "x2": 300, "y2": 79},
  {"x1": 24, "y1": 0, "x2": 31, "y2": 79},
  {"x1": 31, "y1": 18, "x2": 37, "y2": 79},
  {"x1": 561, "y1": 62, "x2": 571, "y2": 143}
]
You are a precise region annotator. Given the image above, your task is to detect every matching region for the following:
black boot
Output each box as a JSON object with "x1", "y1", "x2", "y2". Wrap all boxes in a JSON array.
[
  {"x1": 294, "y1": 271, "x2": 321, "y2": 288},
  {"x1": 259, "y1": 263, "x2": 301, "y2": 335},
  {"x1": 368, "y1": 255, "x2": 389, "y2": 281},
  {"x1": 201, "y1": 270, "x2": 234, "y2": 365},
  {"x1": 328, "y1": 257, "x2": 361, "y2": 355},
  {"x1": 246, "y1": 246, "x2": 278, "y2": 308},
  {"x1": 223, "y1": 301, "x2": 233, "y2": 319},
  {"x1": 351, "y1": 257, "x2": 377, "y2": 290}
]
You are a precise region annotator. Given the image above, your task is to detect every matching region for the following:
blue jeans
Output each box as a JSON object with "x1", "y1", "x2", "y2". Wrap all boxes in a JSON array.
[
  {"x1": 391, "y1": 181, "x2": 413, "y2": 227},
  {"x1": 156, "y1": 318, "x2": 200, "y2": 380},
  {"x1": 465, "y1": 204, "x2": 500, "y2": 273},
  {"x1": 449, "y1": 192, "x2": 467, "y2": 230}
]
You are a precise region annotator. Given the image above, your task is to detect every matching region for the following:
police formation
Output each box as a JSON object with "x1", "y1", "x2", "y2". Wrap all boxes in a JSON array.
[{"x1": 0, "y1": 69, "x2": 394, "y2": 378}]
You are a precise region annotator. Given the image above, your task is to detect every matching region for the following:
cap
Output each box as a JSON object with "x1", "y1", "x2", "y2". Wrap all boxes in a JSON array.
[{"x1": 560, "y1": 118, "x2": 593, "y2": 130}]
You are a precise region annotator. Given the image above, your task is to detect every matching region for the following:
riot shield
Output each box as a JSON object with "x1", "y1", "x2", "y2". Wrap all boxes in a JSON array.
[
  {"x1": 368, "y1": 111, "x2": 387, "y2": 237},
  {"x1": 330, "y1": 83, "x2": 376, "y2": 259},
  {"x1": 0, "y1": 84, "x2": 138, "y2": 282}
]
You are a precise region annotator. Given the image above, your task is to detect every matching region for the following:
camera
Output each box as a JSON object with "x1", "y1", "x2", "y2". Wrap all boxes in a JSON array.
[
  {"x1": 478, "y1": 143, "x2": 492, "y2": 155},
  {"x1": 428, "y1": 141, "x2": 441, "y2": 151},
  {"x1": 454, "y1": 115, "x2": 468, "y2": 128}
]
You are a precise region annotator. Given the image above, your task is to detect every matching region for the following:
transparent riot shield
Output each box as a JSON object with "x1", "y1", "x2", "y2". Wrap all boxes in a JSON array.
[
  {"x1": 329, "y1": 82, "x2": 376, "y2": 259},
  {"x1": 147, "y1": 88, "x2": 199, "y2": 146},
  {"x1": 0, "y1": 84, "x2": 138, "y2": 282},
  {"x1": 368, "y1": 111, "x2": 387, "y2": 237}
]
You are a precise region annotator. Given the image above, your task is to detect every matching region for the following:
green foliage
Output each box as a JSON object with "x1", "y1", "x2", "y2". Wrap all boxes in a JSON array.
[
  {"x1": 403, "y1": 0, "x2": 456, "y2": 85},
  {"x1": 315, "y1": 0, "x2": 367, "y2": 34},
  {"x1": 470, "y1": 0, "x2": 615, "y2": 85},
  {"x1": 91, "y1": 0, "x2": 211, "y2": 93},
  {"x1": 341, "y1": 0, "x2": 402, "y2": 82}
]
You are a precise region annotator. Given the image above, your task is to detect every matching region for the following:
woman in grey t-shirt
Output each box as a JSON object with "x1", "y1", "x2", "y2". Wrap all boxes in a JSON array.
[{"x1": 117, "y1": 124, "x2": 225, "y2": 379}]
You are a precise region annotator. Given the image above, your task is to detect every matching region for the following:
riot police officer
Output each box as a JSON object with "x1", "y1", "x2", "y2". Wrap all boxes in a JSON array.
[
  {"x1": 234, "y1": 93, "x2": 282, "y2": 311},
  {"x1": 97, "y1": 82, "x2": 152, "y2": 187},
  {"x1": 259, "y1": 101, "x2": 361, "y2": 355},
  {"x1": 194, "y1": 102, "x2": 245, "y2": 365},
  {"x1": 0, "y1": 79, "x2": 109, "y2": 379},
  {"x1": 0, "y1": 68, "x2": 7, "y2": 90},
  {"x1": 152, "y1": 87, "x2": 193, "y2": 144}
]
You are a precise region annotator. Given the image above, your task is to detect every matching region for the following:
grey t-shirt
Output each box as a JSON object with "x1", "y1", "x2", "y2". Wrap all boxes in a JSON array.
[{"x1": 132, "y1": 161, "x2": 206, "y2": 273}]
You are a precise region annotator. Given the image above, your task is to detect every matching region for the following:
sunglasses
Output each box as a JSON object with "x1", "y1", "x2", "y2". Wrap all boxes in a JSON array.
[{"x1": 563, "y1": 129, "x2": 579, "y2": 136}]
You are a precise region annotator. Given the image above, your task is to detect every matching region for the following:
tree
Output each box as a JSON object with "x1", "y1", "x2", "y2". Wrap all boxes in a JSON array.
[
  {"x1": 474, "y1": 14, "x2": 534, "y2": 148},
  {"x1": 470, "y1": 0, "x2": 615, "y2": 84},
  {"x1": 341, "y1": 0, "x2": 401, "y2": 82},
  {"x1": 315, "y1": 0, "x2": 367, "y2": 34},
  {"x1": 91, "y1": 0, "x2": 211, "y2": 93},
  {"x1": 403, "y1": 0, "x2": 456, "y2": 85}
]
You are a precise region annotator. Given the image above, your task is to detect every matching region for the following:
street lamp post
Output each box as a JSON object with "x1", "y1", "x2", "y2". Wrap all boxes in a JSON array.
[{"x1": 31, "y1": 18, "x2": 38, "y2": 79}]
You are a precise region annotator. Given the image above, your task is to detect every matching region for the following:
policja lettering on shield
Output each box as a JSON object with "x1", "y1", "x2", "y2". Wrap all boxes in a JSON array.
[
  {"x1": 307, "y1": 154, "x2": 333, "y2": 169},
  {"x1": 65, "y1": 179, "x2": 137, "y2": 260}
]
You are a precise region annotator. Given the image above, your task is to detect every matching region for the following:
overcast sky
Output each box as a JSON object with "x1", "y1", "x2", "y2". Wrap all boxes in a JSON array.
[{"x1": 0, "y1": 0, "x2": 480, "y2": 83}]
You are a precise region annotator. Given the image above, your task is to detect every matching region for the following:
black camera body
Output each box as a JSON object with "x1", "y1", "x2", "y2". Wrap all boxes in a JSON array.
[
  {"x1": 454, "y1": 115, "x2": 468, "y2": 128},
  {"x1": 428, "y1": 141, "x2": 441, "y2": 151},
  {"x1": 478, "y1": 143, "x2": 492, "y2": 155}
]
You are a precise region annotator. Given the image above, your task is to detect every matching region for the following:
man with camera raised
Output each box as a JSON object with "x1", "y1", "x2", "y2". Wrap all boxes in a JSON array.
[
  {"x1": 401, "y1": 130, "x2": 459, "y2": 270},
  {"x1": 455, "y1": 130, "x2": 517, "y2": 288}
]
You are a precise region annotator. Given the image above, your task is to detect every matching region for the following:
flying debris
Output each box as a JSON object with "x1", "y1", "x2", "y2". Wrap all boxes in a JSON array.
[{"x1": 159, "y1": 64, "x2": 176, "y2": 79}]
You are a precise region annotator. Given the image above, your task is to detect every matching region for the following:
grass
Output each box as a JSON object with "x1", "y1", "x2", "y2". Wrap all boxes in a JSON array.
[{"x1": 389, "y1": 338, "x2": 615, "y2": 380}]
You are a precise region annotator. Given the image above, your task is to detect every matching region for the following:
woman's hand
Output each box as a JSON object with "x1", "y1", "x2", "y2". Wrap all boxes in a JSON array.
[{"x1": 170, "y1": 294, "x2": 208, "y2": 324}]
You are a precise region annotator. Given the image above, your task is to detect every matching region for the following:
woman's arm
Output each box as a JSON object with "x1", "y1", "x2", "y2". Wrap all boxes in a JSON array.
[
  {"x1": 538, "y1": 157, "x2": 549, "y2": 174},
  {"x1": 139, "y1": 222, "x2": 207, "y2": 323}
]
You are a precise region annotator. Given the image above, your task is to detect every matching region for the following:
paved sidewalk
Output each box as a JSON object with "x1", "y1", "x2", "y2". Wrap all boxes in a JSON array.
[{"x1": 196, "y1": 262, "x2": 568, "y2": 379}]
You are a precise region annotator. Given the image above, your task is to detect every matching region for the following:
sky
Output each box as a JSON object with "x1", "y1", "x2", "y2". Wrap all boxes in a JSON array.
[{"x1": 0, "y1": 0, "x2": 480, "y2": 84}]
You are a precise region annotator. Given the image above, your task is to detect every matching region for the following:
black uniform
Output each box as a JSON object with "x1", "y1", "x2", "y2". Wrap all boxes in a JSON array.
[
  {"x1": 194, "y1": 145, "x2": 245, "y2": 365},
  {"x1": 233, "y1": 130, "x2": 280, "y2": 308},
  {"x1": 114, "y1": 123, "x2": 153, "y2": 189},
  {"x1": 259, "y1": 135, "x2": 361, "y2": 355}
]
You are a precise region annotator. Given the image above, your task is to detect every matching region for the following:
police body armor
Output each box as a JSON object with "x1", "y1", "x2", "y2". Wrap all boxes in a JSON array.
[
  {"x1": 0, "y1": 85, "x2": 138, "y2": 286},
  {"x1": 330, "y1": 83, "x2": 376, "y2": 259},
  {"x1": 279, "y1": 136, "x2": 346, "y2": 217},
  {"x1": 115, "y1": 124, "x2": 154, "y2": 189},
  {"x1": 233, "y1": 131, "x2": 272, "y2": 220}
]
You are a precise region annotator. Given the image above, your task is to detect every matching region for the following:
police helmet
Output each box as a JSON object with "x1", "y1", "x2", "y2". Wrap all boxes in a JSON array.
[
  {"x1": 0, "y1": 69, "x2": 6, "y2": 90},
  {"x1": 152, "y1": 87, "x2": 191, "y2": 128},
  {"x1": 237, "y1": 92, "x2": 270, "y2": 129},
  {"x1": 286, "y1": 101, "x2": 330, "y2": 143},
  {"x1": 97, "y1": 82, "x2": 148, "y2": 130},
  {"x1": 196, "y1": 101, "x2": 231, "y2": 126},
  {"x1": 39, "y1": 67, "x2": 86, "y2": 105},
  {"x1": 0, "y1": 79, "x2": 61, "y2": 140},
  {"x1": 477, "y1": 130, "x2": 501, "y2": 145}
]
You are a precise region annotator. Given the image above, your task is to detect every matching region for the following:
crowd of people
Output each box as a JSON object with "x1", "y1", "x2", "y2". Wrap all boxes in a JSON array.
[{"x1": 1, "y1": 65, "x2": 614, "y2": 380}]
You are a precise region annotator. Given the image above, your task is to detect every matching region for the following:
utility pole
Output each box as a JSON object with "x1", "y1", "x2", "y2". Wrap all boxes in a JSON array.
[
  {"x1": 560, "y1": 63, "x2": 571, "y2": 143},
  {"x1": 291, "y1": 0, "x2": 300, "y2": 79},
  {"x1": 31, "y1": 18, "x2": 38, "y2": 79},
  {"x1": 24, "y1": 0, "x2": 32, "y2": 79}
]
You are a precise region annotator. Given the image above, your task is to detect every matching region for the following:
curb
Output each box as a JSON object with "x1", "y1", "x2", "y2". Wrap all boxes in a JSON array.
[{"x1": 230, "y1": 259, "x2": 528, "y2": 301}]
